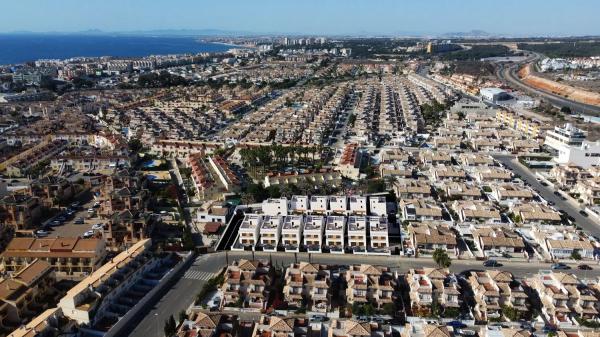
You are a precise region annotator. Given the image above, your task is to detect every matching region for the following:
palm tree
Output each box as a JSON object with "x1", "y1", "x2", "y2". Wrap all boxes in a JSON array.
[{"x1": 433, "y1": 249, "x2": 451, "y2": 268}]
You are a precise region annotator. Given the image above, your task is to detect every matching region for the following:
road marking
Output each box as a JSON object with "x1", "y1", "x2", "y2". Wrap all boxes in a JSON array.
[{"x1": 183, "y1": 270, "x2": 216, "y2": 281}]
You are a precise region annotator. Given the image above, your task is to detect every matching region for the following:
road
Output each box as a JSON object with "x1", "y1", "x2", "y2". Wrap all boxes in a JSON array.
[
  {"x1": 128, "y1": 254, "x2": 226, "y2": 337},
  {"x1": 497, "y1": 54, "x2": 600, "y2": 116},
  {"x1": 128, "y1": 249, "x2": 600, "y2": 337},
  {"x1": 493, "y1": 155, "x2": 600, "y2": 237}
]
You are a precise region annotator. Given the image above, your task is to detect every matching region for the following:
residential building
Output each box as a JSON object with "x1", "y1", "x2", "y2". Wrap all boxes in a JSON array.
[
  {"x1": 400, "y1": 199, "x2": 443, "y2": 221},
  {"x1": 345, "y1": 264, "x2": 396, "y2": 309},
  {"x1": 303, "y1": 215, "x2": 325, "y2": 253},
  {"x1": 283, "y1": 262, "x2": 331, "y2": 312},
  {"x1": 407, "y1": 223, "x2": 457, "y2": 254},
  {"x1": 394, "y1": 179, "x2": 432, "y2": 199},
  {"x1": 368, "y1": 216, "x2": 389, "y2": 253},
  {"x1": 259, "y1": 216, "x2": 283, "y2": 251},
  {"x1": 0, "y1": 260, "x2": 58, "y2": 330},
  {"x1": 467, "y1": 270, "x2": 528, "y2": 321},
  {"x1": 511, "y1": 204, "x2": 562, "y2": 226},
  {"x1": 349, "y1": 196, "x2": 368, "y2": 215},
  {"x1": 262, "y1": 198, "x2": 288, "y2": 216},
  {"x1": 472, "y1": 227, "x2": 526, "y2": 258},
  {"x1": 451, "y1": 201, "x2": 501, "y2": 224},
  {"x1": 329, "y1": 196, "x2": 348, "y2": 214},
  {"x1": 347, "y1": 216, "x2": 367, "y2": 253},
  {"x1": 531, "y1": 225, "x2": 595, "y2": 260},
  {"x1": 325, "y1": 216, "x2": 345, "y2": 253},
  {"x1": 527, "y1": 271, "x2": 600, "y2": 326},
  {"x1": 0, "y1": 237, "x2": 106, "y2": 278},
  {"x1": 238, "y1": 214, "x2": 263, "y2": 249},
  {"x1": 281, "y1": 215, "x2": 304, "y2": 252},
  {"x1": 0, "y1": 195, "x2": 42, "y2": 232},
  {"x1": 405, "y1": 268, "x2": 461, "y2": 317},
  {"x1": 220, "y1": 259, "x2": 272, "y2": 310},
  {"x1": 369, "y1": 196, "x2": 388, "y2": 216},
  {"x1": 58, "y1": 239, "x2": 176, "y2": 330}
]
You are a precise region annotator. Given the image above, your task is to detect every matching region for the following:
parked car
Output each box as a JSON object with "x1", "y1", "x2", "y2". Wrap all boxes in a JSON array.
[
  {"x1": 92, "y1": 223, "x2": 104, "y2": 230},
  {"x1": 578, "y1": 264, "x2": 593, "y2": 270},
  {"x1": 483, "y1": 260, "x2": 502, "y2": 267},
  {"x1": 83, "y1": 230, "x2": 95, "y2": 238},
  {"x1": 74, "y1": 217, "x2": 85, "y2": 224},
  {"x1": 551, "y1": 263, "x2": 570, "y2": 270},
  {"x1": 579, "y1": 210, "x2": 589, "y2": 217},
  {"x1": 35, "y1": 230, "x2": 49, "y2": 237},
  {"x1": 50, "y1": 220, "x2": 62, "y2": 227},
  {"x1": 87, "y1": 208, "x2": 95, "y2": 213}
]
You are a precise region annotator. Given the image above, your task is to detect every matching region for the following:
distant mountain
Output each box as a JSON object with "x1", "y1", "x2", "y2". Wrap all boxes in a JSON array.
[{"x1": 439, "y1": 30, "x2": 497, "y2": 38}]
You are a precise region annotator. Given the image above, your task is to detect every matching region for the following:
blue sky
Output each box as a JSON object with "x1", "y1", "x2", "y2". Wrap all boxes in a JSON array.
[{"x1": 1, "y1": 0, "x2": 598, "y2": 36}]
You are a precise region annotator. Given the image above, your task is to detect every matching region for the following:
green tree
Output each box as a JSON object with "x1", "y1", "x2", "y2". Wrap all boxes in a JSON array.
[
  {"x1": 382, "y1": 302, "x2": 397, "y2": 316},
  {"x1": 178, "y1": 310, "x2": 187, "y2": 323},
  {"x1": 164, "y1": 315, "x2": 177, "y2": 336},
  {"x1": 501, "y1": 305, "x2": 519, "y2": 321},
  {"x1": 432, "y1": 249, "x2": 452, "y2": 268},
  {"x1": 571, "y1": 250, "x2": 582, "y2": 260}
]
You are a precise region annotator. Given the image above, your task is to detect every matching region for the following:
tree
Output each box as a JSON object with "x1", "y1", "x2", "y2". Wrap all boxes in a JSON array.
[
  {"x1": 571, "y1": 250, "x2": 582, "y2": 260},
  {"x1": 164, "y1": 315, "x2": 177, "y2": 336},
  {"x1": 178, "y1": 310, "x2": 187, "y2": 323},
  {"x1": 182, "y1": 226, "x2": 195, "y2": 250},
  {"x1": 382, "y1": 302, "x2": 397, "y2": 316},
  {"x1": 128, "y1": 138, "x2": 143, "y2": 153},
  {"x1": 432, "y1": 249, "x2": 452, "y2": 268},
  {"x1": 560, "y1": 106, "x2": 572, "y2": 114},
  {"x1": 501, "y1": 305, "x2": 519, "y2": 321}
]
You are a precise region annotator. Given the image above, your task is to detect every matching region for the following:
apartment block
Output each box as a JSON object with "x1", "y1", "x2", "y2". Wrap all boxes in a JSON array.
[
  {"x1": 221, "y1": 259, "x2": 272, "y2": 310},
  {"x1": 368, "y1": 216, "x2": 389, "y2": 253},
  {"x1": 467, "y1": 270, "x2": 528, "y2": 321},
  {"x1": 259, "y1": 216, "x2": 283, "y2": 251},
  {"x1": 345, "y1": 264, "x2": 396, "y2": 309},
  {"x1": 281, "y1": 215, "x2": 304, "y2": 252},
  {"x1": 238, "y1": 214, "x2": 263, "y2": 248},
  {"x1": 303, "y1": 215, "x2": 325, "y2": 253},
  {"x1": 405, "y1": 268, "x2": 461, "y2": 317},
  {"x1": 346, "y1": 216, "x2": 367, "y2": 253},
  {"x1": 283, "y1": 262, "x2": 331, "y2": 312},
  {"x1": 325, "y1": 216, "x2": 346, "y2": 254}
]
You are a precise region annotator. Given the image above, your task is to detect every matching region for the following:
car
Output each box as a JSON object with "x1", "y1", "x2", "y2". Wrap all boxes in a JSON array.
[
  {"x1": 87, "y1": 208, "x2": 95, "y2": 213},
  {"x1": 92, "y1": 223, "x2": 104, "y2": 230},
  {"x1": 50, "y1": 220, "x2": 62, "y2": 227},
  {"x1": 55, "y1": 216, "x2": 66, "y2": 222},
  {"x1": 567, "y1": 215, "x2": 575, "y2": 222},
  {"x1": 83, "y1": 230, "x2": 95, "y2": 238},
  {"x1": 554, "y1": 191, "x2": 561, "y2": 196},
  {"x1": 447, "y1": 321, "x2": 466, "y2": 328},
  {"x1": 579, "y1": 210, "x2": 589, "y2": 217},
  {"x1": 71, "y1": 202, "x2": 80, "y2": 208},
  {"x1": 483, "y1": 260, "x2": 502, "y2": 267},
  {"x1": 547, "y1": 201, "x2": 555, "y2": 206},
  {"x1": 551, "y1": 263, "x2": 570, "y2": 270},
  {"x1": 311, "y1": 315, "x2": 329, "y2": 322},
  {"x1": 35, "y1": 230, "x2": 49, "y2": 237},
  {"x1": 578, "y1": 264, "x2": 593, "y2": 270},
  {"x1": 457, "y1": 329, "x2": 476, "y2": 336},
  {"x1": 74, "y1": 217, "x2": 85, "y2": 224},
  {"x1": 541, "y1": 182, "x2": 549, "y2": 187}
]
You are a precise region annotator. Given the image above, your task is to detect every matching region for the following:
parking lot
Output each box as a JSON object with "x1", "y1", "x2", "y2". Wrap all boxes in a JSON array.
[{"x1": 37, "y1": 191, "x2": 105, "y2": 239}]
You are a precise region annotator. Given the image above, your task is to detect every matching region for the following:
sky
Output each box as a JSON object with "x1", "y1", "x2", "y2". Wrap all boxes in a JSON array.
[{"x1": 1, "y1": 0, "x2": 599, "y2": 36}]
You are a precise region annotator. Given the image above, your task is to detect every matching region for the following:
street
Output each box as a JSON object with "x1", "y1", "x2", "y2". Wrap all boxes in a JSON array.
[
  {"x1": 493, "y1": 155, "x2": 600, "y2": 237},
  {"x1": 128, "y1": 254, "x2": 226, "y2": 337},
  {"x1": 497, "y1": 55, "x2": 600, "y2": 116}
]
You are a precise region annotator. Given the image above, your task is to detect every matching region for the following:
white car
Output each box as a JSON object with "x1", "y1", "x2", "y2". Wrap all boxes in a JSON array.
[
  {"x1": 87, "y1": 208, "x2": 95, "y2": 213},
  {"x1": 83, "y1": 230, "x2": 95, "y2": 238},
  {"x1": 92, "y1": 223, "x2": 104, "y2": 230},
  {"x1": 36, "y1": 230, "x2": 49, "y2": 237}
]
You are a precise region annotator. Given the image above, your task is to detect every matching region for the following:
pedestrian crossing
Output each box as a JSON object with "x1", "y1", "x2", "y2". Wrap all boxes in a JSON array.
[{"x1": 183, "y1": 269, "x2": 216, "y2": 281}]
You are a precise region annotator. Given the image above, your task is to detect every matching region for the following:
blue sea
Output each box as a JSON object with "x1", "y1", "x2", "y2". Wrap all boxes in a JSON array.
[{"x1": 0, "y1": 34, "x2": 234, "y2": 65}]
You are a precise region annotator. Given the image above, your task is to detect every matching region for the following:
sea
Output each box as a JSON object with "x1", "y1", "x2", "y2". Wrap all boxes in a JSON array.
[{"x1": 0, "y1": 34, "x2": 235, "y2": 65}]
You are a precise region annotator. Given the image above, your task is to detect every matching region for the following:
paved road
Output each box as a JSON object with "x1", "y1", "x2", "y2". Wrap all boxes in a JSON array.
[
  {"x1": 493, "y1": 155, "x2": 600, "y2": 236},
  {"x1": 498, "y1": 56, "x2": 600, "y2": 116},
  {"x1": 128, "y1": 254, "x2": 227, "y2": 337}
]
